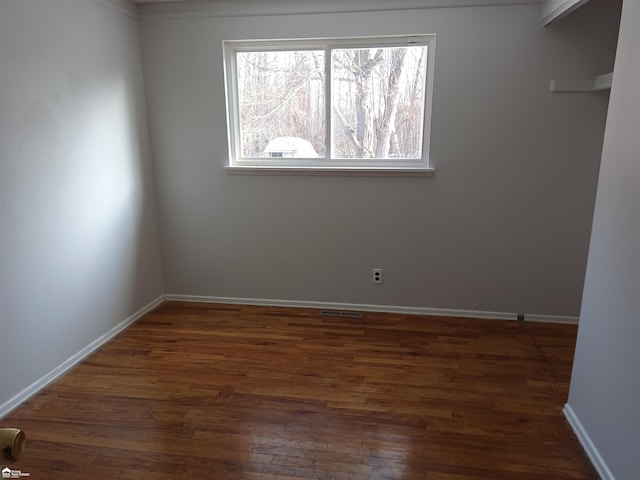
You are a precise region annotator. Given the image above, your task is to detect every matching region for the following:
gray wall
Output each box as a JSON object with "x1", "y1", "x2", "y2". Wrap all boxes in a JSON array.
[
  {"x1": 140, "y1": 0, "x2": 619, "y2": 318},
  {"x1": 0, "y1": 0, "x2": 164, "y2": 411},
  {"x1": 567, "y1": 0, "x2": 640, "y2": 478}
]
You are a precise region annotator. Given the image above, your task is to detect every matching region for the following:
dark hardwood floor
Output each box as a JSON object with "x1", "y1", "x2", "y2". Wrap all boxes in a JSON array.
[{"x1": 2, "y1": 302, "x2": 596, "y2": 479}]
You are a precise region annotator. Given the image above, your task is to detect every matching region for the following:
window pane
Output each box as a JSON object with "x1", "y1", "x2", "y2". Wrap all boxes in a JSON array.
[
  {"x1": 236, "y1": 50, "x2": 325, "y2": 158},
  {"x1": 331, "y1": 46, "x2": 427, "y2": 160}
]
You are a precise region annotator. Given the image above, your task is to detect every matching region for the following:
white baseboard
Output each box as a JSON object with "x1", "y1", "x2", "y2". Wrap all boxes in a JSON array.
[
  {"x1": 0, "y1": 295, "x2": 165, "y2": 419},
  {"x1": 164, "y1": 294, "x2": 579, "y2": 324},
  {"x1": 525, "y1": 313, "x2": 579, "y2": 324},
  {"x1": 563, "y1": 403, "x2": 616, "y2": 480}
]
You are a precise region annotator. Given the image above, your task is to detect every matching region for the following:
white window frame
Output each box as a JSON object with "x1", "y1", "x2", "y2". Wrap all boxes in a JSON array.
[{"x1": 223, "y1": 35, "x2": 436, "y2": 176}]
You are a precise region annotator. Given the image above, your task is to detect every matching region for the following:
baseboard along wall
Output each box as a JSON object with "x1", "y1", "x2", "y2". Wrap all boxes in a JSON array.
[
  {"x1": 563, "y1": 403, "x2": 616, "y2": 480},
  {"x1": 164, "y1": 294, "x2": 579, "y2": 324},
  {"x1": 0, "y1": 295, "x2": 165, "y2": 419}
]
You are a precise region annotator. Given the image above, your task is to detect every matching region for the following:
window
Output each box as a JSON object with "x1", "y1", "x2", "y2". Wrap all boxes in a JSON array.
[{"x1": 223, "y1": 35, "x2": 435, "y2": 174}]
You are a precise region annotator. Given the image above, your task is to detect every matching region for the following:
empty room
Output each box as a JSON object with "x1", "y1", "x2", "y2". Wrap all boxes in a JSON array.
[{"x1": 0, "y1": 0, "x2": 638, "y2": 479}]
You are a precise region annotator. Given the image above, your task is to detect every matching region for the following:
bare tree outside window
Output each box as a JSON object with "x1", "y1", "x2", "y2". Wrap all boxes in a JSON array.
[
  {"x1": 331, "y1": 46, "x2": 427, "y2": 159},
  {"x1": 237, "y1": 50, "x2": 325, "y2": 157},
  {"x1": 227, "y1": 36, "x2": 434, "y2": 169}
]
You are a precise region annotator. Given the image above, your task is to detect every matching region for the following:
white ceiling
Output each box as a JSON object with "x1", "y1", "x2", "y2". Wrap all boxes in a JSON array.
[
  {"x1": 132, "y1": 0, "x2": 194, "y2": 2},
  {"x1": 131, "y1": 0, "x2": 541, "y2": 3}
]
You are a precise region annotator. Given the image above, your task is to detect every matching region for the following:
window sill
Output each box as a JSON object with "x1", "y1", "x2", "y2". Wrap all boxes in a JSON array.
[{"x1": 224, "y1": 165, "x2": 435, "y2": 177}]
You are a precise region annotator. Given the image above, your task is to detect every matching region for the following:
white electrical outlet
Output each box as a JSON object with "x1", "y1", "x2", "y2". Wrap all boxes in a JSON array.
[{"x1": 372, "y1": 268, "x2": 383, "y2": 284}]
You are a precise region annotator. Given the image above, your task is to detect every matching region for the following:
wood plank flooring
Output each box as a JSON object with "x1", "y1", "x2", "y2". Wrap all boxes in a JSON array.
[{"x1": 2, "y1": 302, "x2": 596, "y2": 479}]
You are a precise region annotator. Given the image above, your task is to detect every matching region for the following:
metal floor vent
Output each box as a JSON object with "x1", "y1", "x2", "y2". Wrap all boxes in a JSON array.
[{"x1": 318, "y1": 310, "x2": 363, "y2": 319}]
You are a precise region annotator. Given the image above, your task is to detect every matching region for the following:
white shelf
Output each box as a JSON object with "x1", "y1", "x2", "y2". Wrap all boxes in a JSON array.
[
  {"x1": 550, "y1": 72, "x2": 613, "y2": 92},
  {"x1": 592, "y1": 72, "x2": 613, "y2": 91}
]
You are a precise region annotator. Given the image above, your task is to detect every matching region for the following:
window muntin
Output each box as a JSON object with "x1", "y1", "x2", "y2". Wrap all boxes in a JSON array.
[{"x1": 224, "y1": 35, "x2": 435, "y2": 171}]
